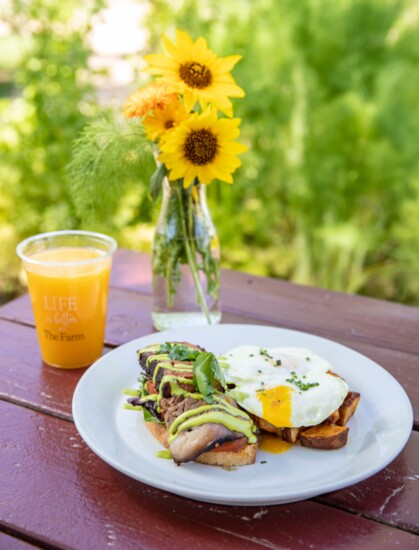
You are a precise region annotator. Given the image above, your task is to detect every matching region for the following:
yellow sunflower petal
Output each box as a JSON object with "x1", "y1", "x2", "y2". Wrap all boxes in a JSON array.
[
  {"x1": 194, "y1": 36, "x2": 210, "y2": 58},
  {"x1": 162, "y1": 35, "x2": 183, "y2": 61},
  {"x1": 213, "y1": 55, "x2": 242, "y2": 73},
  {"x1": 214, "y1": 82, "x2": 245, "y2": 98},
  {"x1": 183, "y1": 89, "x2": 197, "y2": 113},
  {"x1": 213, "y1": 120, "x2": 240, "y2": 139},
  {"x1": 222, "y1": 142, "x2": 248, "y2": 154},
  {"x1": 218, "y1": 156, "x2": 242, "y2": 170},
  {"x1": 168, "y1": 162, "x2": 187, "y2": 180},
  {"x1": 182, "y1": 169, "x2": 196, "y2": 188},
  {"x1": 204, "y1": 165, "x2": 221, "y2": 184},
  {"x1": 210, "y1": 97, "x2": 234, "y2": 117},
  {"x1": 176, "y1": 29, "x2": 194, "y2": 51},
  {"x1": 185, "y1": 164, "x2": 199, "y2": 185},
  {"x1": 143, "y1": 56, "x2": 175, "y2": 76}
]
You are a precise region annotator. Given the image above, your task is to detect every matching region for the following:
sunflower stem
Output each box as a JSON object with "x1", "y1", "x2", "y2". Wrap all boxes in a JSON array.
[{"x1": 175, "y1": 180, "x2": 212, "y2": 324}]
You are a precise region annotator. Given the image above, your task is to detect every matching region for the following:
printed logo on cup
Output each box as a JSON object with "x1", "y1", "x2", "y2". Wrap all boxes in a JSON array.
[{"x1": 43, "y1": 295, "x2": 84, "y2": 342}]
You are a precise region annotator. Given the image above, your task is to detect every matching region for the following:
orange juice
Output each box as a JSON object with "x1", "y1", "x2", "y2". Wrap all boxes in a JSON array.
[{"x1": 23, "y1": 245, "x2": 113, "y2": 368}]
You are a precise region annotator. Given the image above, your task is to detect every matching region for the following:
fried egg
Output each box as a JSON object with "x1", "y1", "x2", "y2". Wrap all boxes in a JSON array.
[{"x1": 219, "y1": 345, "x2": 349, "y2": 428}]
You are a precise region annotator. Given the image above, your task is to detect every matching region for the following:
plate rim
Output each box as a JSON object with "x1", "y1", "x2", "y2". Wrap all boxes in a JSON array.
[{"x1": 72, "y1": 323, "x2": 413, "y2": 506}]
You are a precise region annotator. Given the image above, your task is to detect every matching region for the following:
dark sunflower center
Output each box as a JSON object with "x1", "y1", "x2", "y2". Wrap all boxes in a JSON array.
[
  {"x1": 179, "y1": 62, "x2": 212, "y2": 89},
  {"x1": 184, "y1": 129, "x2": 218, "y2": 165},
  {"x1": 165, "y1": 120, "x2": 175, "y2": 129}
]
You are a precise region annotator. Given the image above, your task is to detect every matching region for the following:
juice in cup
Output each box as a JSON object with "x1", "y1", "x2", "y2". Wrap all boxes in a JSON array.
[{"x1": 17, "y1": 231, "x2": 117, "y2": 369}]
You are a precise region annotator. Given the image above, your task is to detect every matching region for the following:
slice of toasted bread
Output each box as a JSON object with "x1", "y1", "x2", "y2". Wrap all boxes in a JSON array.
[
  {"x1": 195, "y1": 443, "x2": 257, "y2": 467},
  {"x1": 145, "y1": 421, "x2": 169, "y2": 447},
  {"x1": 145, "y1": 421, "x2": 257, "y2": 467}
]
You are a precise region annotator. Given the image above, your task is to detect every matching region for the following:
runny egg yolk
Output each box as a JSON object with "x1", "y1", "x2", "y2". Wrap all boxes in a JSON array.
[
  {"x1": 259, "y1": 434, "x2": 293, "y2": 454},
  {"x1": 257, "y1": 385, "x2": 294, "y2": 427}
]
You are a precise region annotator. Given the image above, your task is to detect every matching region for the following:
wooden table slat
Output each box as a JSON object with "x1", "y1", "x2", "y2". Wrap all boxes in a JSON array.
[
  {"x1": 1, "y1": 400, "x2": 418, "y2": 550},
  {"x1": 109, "y1": 250, "x2": 419, "y2": 354},
  {"x1": 0, "y1": 319, "x2": 115, "y2": 422},
  {"x1": 317, "y1": 431, "x2": 419, "y2": 534}
]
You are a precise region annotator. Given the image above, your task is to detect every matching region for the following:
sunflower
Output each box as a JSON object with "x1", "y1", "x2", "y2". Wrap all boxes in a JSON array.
[
  {"x1": 143, "y1": 97, "x2": 189, "y2": 141},
  {"x1": 158, "y1": 107, "x2": 248, "y2": 188},
  {"x1": 123, "y1": 82, "x2": 177, "y2": 119},
  {"x1": 143, "y1": 30, "x2": 244, "y2": 117}
]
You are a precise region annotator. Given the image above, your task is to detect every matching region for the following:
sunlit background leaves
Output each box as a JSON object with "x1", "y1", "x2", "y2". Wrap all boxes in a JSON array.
[{"x1": 1, "y1": 0, "x2": 419, "y2": 304}]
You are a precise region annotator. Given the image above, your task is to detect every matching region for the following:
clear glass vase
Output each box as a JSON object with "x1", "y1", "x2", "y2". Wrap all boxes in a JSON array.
[{"x1": 151, "y1": 178, "x2": 222, "y2": 331}]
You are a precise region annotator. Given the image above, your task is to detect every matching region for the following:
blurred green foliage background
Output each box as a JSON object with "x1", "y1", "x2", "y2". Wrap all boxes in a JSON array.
[{"x1": 1, "y1": 0, "x2": 419, "y2": 304}]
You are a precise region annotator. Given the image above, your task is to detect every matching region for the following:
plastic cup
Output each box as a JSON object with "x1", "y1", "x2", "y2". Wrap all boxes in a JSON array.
[{"x1": 17, "y1": 230, "x2": 117, "y2": 369}]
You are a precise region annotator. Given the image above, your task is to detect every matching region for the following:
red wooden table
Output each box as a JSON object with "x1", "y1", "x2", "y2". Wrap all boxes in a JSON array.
[{"x1": 1, "y1": 249, "x2": 418, "y2": 549}]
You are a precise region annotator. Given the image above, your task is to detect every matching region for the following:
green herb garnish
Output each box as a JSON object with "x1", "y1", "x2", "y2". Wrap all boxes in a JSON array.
[
  {"x1": 158, "y1": 342, "x2": 201, "y2": 361},
  {"x1": 260, "y1": 348, "x2": 273, "y2": 359},
  {"x1": 193, "y1": 352, "x2": 226, "y2": 403},
  {"x1": 285, "y1": 371, "x2": 320, "y2": 391}
]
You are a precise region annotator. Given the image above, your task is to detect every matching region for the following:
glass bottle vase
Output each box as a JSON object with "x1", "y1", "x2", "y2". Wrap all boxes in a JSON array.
[{"x1": 151, "y1": 178, "x2": 222, "y2": 331}]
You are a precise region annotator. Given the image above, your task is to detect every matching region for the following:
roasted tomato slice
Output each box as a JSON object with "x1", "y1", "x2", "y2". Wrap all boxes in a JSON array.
[
  {"x1": 146, "y1": 381, "x2": 157, "y2": 394},
  {"x1": 210, "y1": 437, "x2": 248, "y2": 453}
]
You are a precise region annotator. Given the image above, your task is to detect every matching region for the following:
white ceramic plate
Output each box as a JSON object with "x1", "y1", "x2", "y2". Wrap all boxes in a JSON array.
[{"x1": 72, "y1": 324, "x2": 413, "y2": 506}]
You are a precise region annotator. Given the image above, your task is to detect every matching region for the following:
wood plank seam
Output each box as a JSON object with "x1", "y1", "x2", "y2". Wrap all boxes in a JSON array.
[
  {"x1": 0, "y1": 394, "x2": 73, "y2": 423},
  {"x1": 313, "y1": 497, "x2": 419, "y2": 536},
  {"x1": 0, "y1": 316, "x2": 38, "y2": 330},
  {"x1": 217, "y1": 304, "x2": 419, "y2": 357},
  {"x1": 0, "y1": 525, "x2": 57, "y2": 550}
]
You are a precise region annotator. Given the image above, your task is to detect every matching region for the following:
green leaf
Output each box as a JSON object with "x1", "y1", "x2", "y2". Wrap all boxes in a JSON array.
[
  {"x1": 143, "y1": 408, "x2": 163, "y2": 424},
  {"x1": 157, "y1": 342, "x2": 201, "y2": 361},
  {"x1": 149, "y1": 162, "x2": 168, "y2": 202},
  {"x1": 193, "y1": 352, "x2": 227, "y2": 404}
]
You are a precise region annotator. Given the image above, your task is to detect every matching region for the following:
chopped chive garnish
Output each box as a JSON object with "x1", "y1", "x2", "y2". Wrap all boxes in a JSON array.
[
  {"x1": 285, "y1": 371, "x2": 320, "y2": 391},
  {"x1": 260, "y1": 348, "x2": 273, "y2": 359}
]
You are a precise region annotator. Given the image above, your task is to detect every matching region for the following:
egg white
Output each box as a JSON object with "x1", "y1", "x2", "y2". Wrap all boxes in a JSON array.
[{"x1": 219, "y1": 345, "x2": 349, "y2": 428}]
